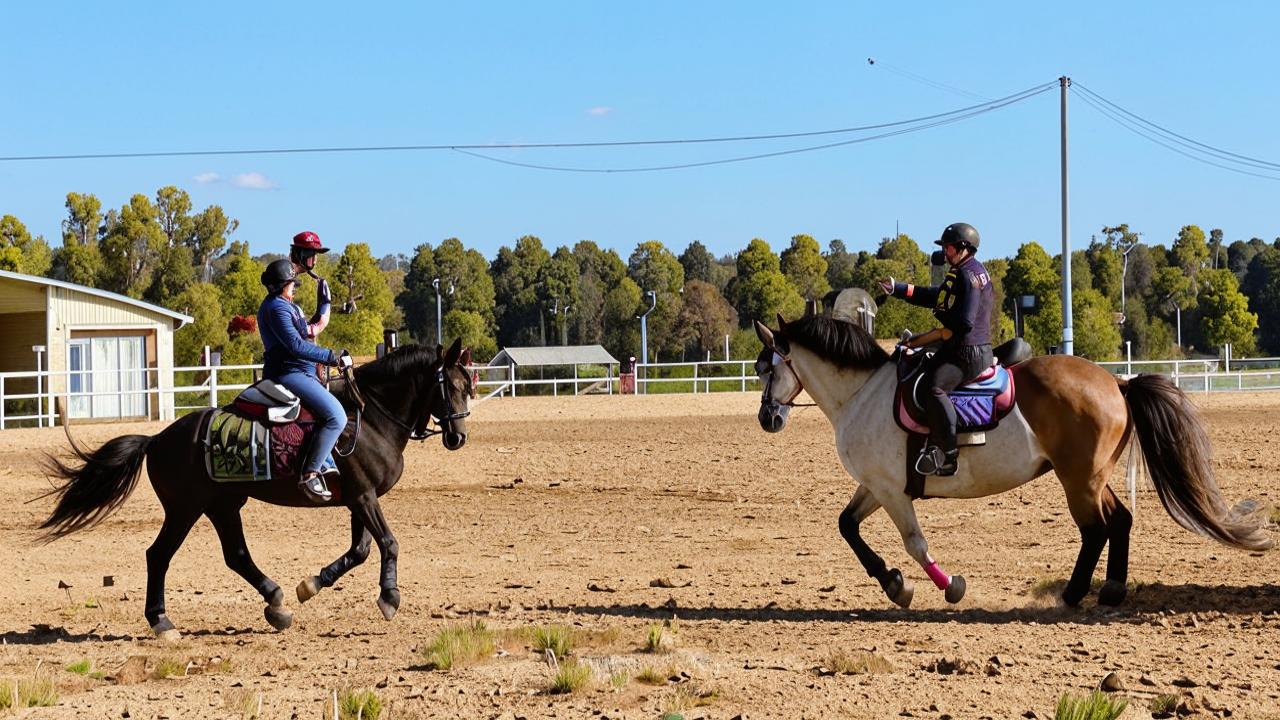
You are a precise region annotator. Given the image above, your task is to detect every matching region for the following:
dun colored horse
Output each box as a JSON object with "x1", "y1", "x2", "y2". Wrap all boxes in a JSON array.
[
  {"x1": 754, "y1": 313, "x2": 1271, "y2": 608},
  {"x1": 37, "y1": 340, "x2": 472, "y2": 640}
]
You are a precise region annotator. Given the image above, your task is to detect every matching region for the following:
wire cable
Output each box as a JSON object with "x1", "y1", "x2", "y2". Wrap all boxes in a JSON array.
[
  {"x1": 866, "y1": 58, "x2": 993, "y2": 102},
  {"x1": 1071, "y1": 88, "x2": 1280, "y2": 182},
  {"x1": 0, "y1": 82, "x2": 1056, "y2": 163},
  {"x1": 1073, "y1": 83, "x2": 1280, "y2": 173},
  {"x1": 454, "y1": 84, "x2": 1056, "y2": 173}
]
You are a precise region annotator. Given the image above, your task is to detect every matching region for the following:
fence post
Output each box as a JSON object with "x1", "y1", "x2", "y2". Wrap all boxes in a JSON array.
[
  {"x1": 0, "y1": 376, "x2": 5, "y2": 430},
  {"x1": 209, "y1": 367, "x2": 219, "y2": 408},
  {"x1": 692, "y1": 363, "x2": 698, "y2": 394},
  {"x1": 741, "y1": 361, "x2": 747, "y2": 392}
]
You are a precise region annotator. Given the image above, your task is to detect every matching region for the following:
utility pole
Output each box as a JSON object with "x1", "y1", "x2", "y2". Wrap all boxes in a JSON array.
[
  {"x1": 1059, "y1": 76, "x2": 1074, "y2": 355},
  {"x1": 432, "y1": 277, "x2": 454, "y2": 346}
]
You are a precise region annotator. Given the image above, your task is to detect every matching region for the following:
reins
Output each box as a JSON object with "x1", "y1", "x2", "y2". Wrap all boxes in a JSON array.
[
  {"x1": 761, "y1": 350, "x2": 818, "y2": 409},
  {"x1": 345, "y1": 363, "x2": 470, "y2": 443}
]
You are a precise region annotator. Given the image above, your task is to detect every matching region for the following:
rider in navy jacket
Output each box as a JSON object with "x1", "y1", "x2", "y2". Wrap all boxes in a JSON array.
[
  {"x1": 879, "y1": 223, "x2": 994, "y2": 476},
  {"x1": 258, "y1": 257, "x2": 350, "y2": 503}
]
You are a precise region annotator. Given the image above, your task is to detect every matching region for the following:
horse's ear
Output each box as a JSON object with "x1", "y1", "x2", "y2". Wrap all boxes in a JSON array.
[
  {"x1": 776, "y1": 312, "x2": 788, "y2": 329},
  {"x1": 443, "y1": 338, "x2": 463, "y2": 367},
  {"x1": 754, "y1": 319, "x2": 775, "y2": 349},
  {"x1": 460, "y1": 347, "x2": 472, "y2": 367},
  {"x1": 804, "y1": 299, "x2": 817, "y2": 317}
]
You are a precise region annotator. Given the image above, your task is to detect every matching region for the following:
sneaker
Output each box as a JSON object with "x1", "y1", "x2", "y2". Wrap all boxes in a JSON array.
[{"x1": 299, "y1": 472, "x2": 333, "y2": 504}]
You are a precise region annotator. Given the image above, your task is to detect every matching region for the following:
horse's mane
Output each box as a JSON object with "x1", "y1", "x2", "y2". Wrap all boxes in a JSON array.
[
  {"x1": 780, "y1": 314, "x2": 889, "y2": 370},
  {"x1": 354, "y1": 343, "x2": 440, "y2": 386}
]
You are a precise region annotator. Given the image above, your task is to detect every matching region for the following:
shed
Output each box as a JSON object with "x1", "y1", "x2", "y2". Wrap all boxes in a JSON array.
[
  {"x1": 0, "y1": 269, "x2": 192, "y2": 425},
  {"x1": 488, "y1": 344, "x2": 619, "y2": 396}
]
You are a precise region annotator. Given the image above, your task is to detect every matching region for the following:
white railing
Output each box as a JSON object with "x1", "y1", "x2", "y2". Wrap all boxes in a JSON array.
[{"x1": 5, "y1": 355, "x2": 1279, "y2": 429}]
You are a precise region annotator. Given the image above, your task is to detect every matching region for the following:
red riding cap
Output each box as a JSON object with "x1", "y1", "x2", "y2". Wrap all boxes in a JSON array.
[{"x1": 292, "y1": 231, "x2": 330, "y2": 253}]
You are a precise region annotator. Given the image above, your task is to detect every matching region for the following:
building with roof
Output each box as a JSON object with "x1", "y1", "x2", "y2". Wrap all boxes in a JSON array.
[
  {"x1": 487, "y1": 344, "x2": 619, "y2": 396},
  {"x1": 0, "y1": 269, "x2": 192, "y2": 424}
]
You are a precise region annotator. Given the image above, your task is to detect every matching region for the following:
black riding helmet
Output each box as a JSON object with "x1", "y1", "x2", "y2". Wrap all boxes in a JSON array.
[
  {"x1": 935, "y1": 222, "x2": 980, "y2": 252},
  {"x1": 260, "y1": 258, "x2": 298, "y2": 294}
]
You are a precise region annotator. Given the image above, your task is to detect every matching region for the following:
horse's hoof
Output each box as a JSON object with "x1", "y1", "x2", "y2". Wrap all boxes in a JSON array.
[
  {"x1": 1098, "y1": 579, "x2": 1127, "y2": 606},
  {"x1": 944, "y1": 574, "x2": 966, "y2": 604},
  {"x1": 882, "y1": 568, "x2": 913, "y2": 609},
  {"x1": 1061, "y1": 583, "x2": 1089, "y2": 607},
  {"x1": 150, "y1": 614, "x2": 180, "y2": 642},
  {"x1": 377, "y1": 588, "x2": 400, "y2": 621},
  {"x1": 296, "y1": 576, "x2": 321, "y2": 604},
  {"x1": 265, "y1": 604, "x2": 294, "y2": 631}
]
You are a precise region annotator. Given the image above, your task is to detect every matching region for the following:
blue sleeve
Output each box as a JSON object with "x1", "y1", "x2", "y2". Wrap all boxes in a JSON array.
[
  {"x1": 263, "y1": 299, "x2": 337, "y2": 366},
  {"x1": 307, "y1": 300, "x2": 331, "y2": 327},
  {"x1": 893, "y1": 280, "x2": 939, "y2": 308}
]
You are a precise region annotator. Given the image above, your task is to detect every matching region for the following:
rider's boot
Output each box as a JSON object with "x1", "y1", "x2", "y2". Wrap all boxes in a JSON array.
[
  {"x1": 934, "y1": 448, "x2": 960, "y2": 476},
  {"x1": 320, "y1": 453, "x2": 340, "y2": 481},
  {"x1": 299, "y1": 471, "x2": 333, "y2": 503}
]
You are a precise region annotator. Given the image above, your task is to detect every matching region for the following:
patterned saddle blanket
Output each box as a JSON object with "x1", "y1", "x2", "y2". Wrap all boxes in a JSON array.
[
  {"x1": 203, "y1": 407, "x2": 318, "y2": 482},
  {"x1": 894, "y1": 363, "x2": 1017, "y2": 435}
]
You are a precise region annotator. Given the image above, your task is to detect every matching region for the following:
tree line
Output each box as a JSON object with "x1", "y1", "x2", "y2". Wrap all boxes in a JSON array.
[{"x1": 2, "y1": 187, "x2": 1276, "y2": 366}]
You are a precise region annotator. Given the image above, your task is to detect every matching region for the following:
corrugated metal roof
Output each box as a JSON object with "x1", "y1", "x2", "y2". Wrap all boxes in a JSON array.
[
  {"x1": 489, "y1": 344, "x2": 618, "y2": 367},
  {"x1": 0, "y1": 269, "x2": 193, "y2": 329}
]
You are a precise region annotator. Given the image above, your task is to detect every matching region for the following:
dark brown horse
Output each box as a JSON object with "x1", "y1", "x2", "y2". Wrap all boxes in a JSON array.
[
  {"x1": 38, "y1": 340, "x2": 472, "y2": 641},
  {"x1": 755, "y1": 313, "x2": 1272, "y2": 608}
]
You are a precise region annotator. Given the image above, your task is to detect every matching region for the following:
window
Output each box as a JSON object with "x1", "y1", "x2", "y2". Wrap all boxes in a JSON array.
[{"x1": 67, "y1": 336, "x2": 149, "y2": 419}]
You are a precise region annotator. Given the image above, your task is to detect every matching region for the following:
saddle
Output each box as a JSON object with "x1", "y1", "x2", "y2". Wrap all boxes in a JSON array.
[
  {"x1": 203, "y1": 380, "x2": 351, "y2": 483},
  {"x1": 893, "y1": 337, "x2": 1029, "y2": 441}
]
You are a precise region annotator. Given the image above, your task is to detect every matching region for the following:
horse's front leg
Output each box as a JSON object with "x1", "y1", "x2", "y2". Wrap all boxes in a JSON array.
[
  {"x1": 350, "y1": 492, "x2": 401, "y2": 620},
  {"x1": 838, "y1": 486, "x2": 913, "y2": 608},
  {"x1": 297, "y1": 512, "x2": 372, "y2": 604},
  {"x1": 878, "y1": 491, "x2": 966, "y2": 604}
]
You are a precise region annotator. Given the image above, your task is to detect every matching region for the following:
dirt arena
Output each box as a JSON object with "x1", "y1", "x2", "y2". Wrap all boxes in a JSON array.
[{"x1": 3, "y1": 389, "x2": 1280, "y2": 719}]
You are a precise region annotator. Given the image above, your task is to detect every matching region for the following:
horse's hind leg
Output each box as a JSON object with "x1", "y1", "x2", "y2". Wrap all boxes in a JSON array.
[
  {"x1": 145, "y1": 505, "x2": 203, "y2": 641},
  {"x1": 351, "y1": 493, "x2": 401, "y2": 621},
  {"x1": 1059, "y1": 474, "x2": 1116, "y2": 607},
  {"x1": 1098, "y1": 486, "x2": 1132, "y2": 606},
  {"x1": 205, "y1": 499, "x2": 292, "y2": 631},
  {"x1": 297, "y1": 513, "x2": 371, "y2": 604},
  {"x1": 838, "y1": 486, "x2": 913, "y2": 608}
]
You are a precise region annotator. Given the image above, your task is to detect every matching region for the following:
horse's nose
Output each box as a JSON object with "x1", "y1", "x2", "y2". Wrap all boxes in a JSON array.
[
  {"x1": 443, "y1": 431, "x2": 467, "y2": 450},
  {"x1": 758, "y1": 405, "x2": 787, "y2": 433}
]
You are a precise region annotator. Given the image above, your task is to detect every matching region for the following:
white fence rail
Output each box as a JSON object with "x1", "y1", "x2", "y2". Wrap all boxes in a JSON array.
[{"x1": 3, "y1": 356, "x2": 1278, "y2": 429}]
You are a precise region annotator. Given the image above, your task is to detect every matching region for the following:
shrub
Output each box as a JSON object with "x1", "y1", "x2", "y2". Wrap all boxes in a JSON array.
[{"x1": 1055, "y1": 690, "x2": 1128, "y2": 720}]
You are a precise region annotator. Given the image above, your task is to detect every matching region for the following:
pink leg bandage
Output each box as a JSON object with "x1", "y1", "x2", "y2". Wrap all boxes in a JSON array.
[{"x1": 924, "y1": 561, "x2": 950, "y2": 590}]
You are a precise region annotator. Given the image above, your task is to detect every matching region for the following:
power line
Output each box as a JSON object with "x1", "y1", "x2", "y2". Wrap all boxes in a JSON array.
[
  {"x1": 1072, "y1": 83, "x2": 1280, "y2": 177},
  {"x1": 454, "y1": 84, "x2": 1056, "y2": 173},
  {"x1": 1071, "y1": 87, "x2": 1280, "y2": 182},
  {"x1": 0, "y1": 82, "x2": 1056, "y2": 164},
  {"x1": 866, "y1": 58, "x2": 993, "y2": 102}
]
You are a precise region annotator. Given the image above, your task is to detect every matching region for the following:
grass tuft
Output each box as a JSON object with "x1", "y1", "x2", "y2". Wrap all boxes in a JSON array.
[
  {"x1": 609, "y1": 669, "x2": 630, "y2": 690},
  {"x1": 646, "y1": 622, "x2": 676, "y2": 653},
  {"x1": 635, "y1": 663, "x2": 675, "y2": 685},
  {"x1": 0, "y1": 675, "x2": 59, "y2": 709},
  {"x1": 548, "y1": 660, "x2": 592, "y2": 694},
  {"x1": 422, "y1": 620, "x2": 495, "y2": 671},
  {"x1": 823, "y1": 649, "x2": 895, "y2": 675},
  {"x1": 224, "y1": 688, "x2": 263, "y2": 719},
  {"x1": 1148, "y1": 694, "x2": 1178, "y2": 717},
  {"x1": 65, "y1": 659, "x2": 92, "y2": 675},
  {"x1": 151, "y1": 657, "x2": 186, "y2": 679},
  {"x1": 337, "y1": 688, "x2": 382, "y2": 720},
  {"x1": 1055, "y1": 690, "x2": 1128, "y2": 720},
  {"x1": 664, "y1": 684, "x2": 720, "y2": 712},
  {"x1": 531, "y1": 625, "x2": 574, "y2": 660}
]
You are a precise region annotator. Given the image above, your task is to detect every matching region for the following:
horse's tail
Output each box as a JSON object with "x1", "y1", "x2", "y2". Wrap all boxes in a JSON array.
[
  {"x1": 1120, "y1": 373, "x2": 1273, "y2": 551},
  {"x1": 37, "y1": 413, "x2": 153, "y2": 543}
]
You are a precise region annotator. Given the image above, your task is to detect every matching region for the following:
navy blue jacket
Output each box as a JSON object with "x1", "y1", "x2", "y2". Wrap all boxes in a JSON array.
[
  {"x1": 893, "y1": 255, "x2": 994, "y2": 348},
  {"x1": 258, "y1": 293, "x2": 336, "y2": 379}
]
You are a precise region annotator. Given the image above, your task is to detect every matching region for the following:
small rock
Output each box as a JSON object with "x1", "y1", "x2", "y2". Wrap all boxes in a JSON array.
[
  {"x1": 1140, "y1": 675, "x2": 1157, "y2": 686},
  {"x1": 1172, "y1": 675, "x2": 1199, "y2": 688},
  {"x1": 1022, "y1": 712, "x2": 1038, "y2": 719},
  {"x1": 814, "y1": 666, "x2": 836, "y2": 677},
  {"x1": 1099, "y1": 671, "x2": 1124, "y2": 692},
  {"x1": 587, "y1": 583, "x2": 617, "y2": 593},
  {"x1": 780, "y1": 578, "x2": 798, "y2": 585},
  {"x1": 818, "y1": 585, "x2": 837, "y2": 593}
]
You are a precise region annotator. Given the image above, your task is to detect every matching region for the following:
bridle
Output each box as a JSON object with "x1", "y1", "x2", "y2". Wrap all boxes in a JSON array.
[
  {"x1": 758, "y1": 346, "x2": 817, "y2": 409},
  {"x1": 357, "y1": 362, "x2": 471, "y2": 442}
]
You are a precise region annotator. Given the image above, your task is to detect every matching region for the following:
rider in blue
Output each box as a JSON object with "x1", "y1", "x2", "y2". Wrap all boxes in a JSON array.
[
  {"x1": 879, "y1": 222, "x2": 994, "y2": 476},
  {"x1": 258, "y1": 256, "x2": 352, "y2": 503}
]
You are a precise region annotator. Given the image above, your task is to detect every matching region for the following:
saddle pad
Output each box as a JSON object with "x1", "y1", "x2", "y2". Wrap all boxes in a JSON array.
[
  {"x1": 895, "y1": 365, "x2": 1016, "y2": 436},
  {"x1": 204, "y1": 409, "x2": 316, "y2": 482}
]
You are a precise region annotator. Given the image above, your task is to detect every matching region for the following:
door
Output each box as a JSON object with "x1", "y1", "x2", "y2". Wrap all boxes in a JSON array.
[{"x1": 68, "y1": 335, "x2": 150, "y2": 419}]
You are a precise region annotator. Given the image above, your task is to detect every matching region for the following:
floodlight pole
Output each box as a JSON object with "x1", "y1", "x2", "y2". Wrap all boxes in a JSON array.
[
  {"x1": 638, "y1": 290, "x2": 657, "y2": 365},
  {"x1": 432, "y1": 277, "x2": 455, "y2": 346},
  {"x1": 1059, "y1": 76, "x2": 1074, "y2": 355}
]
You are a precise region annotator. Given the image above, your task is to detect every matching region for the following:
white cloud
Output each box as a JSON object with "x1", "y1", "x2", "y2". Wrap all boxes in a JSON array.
[
  {"x1": 231, "y1": 172, "x2": 278, "y2": 190},
  {"x1": 193, "y1": 172, "x2": 221, "y2": 184},
  {"x1": 587, "y1": 106, "x2": 612, "y2": 116}
]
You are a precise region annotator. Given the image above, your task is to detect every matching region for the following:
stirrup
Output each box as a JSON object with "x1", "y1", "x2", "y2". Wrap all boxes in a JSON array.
[
  {"x1": 299, "y1": 472, "x2": 332, "y2": 503},
  {"x1": 914, "y1": 445, "x2": 958, "y2": 477}
]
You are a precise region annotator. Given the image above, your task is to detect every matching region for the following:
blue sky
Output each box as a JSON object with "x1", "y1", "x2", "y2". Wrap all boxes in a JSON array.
[{"x1": 2, "y1": 2, "x2": 1277, "y2": 264}]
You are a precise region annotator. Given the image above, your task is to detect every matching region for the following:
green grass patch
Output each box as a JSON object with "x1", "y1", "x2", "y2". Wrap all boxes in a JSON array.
[
  {"x1": 422, "y1": 620, "x2": 495, "y2": 671},
  {"x1": 609, "y1": 669, "x2": 630, "y2": 690},
  {"x1": 823, "y1": 649, "x2": 895, "y2": 675},
  {"x1": 224, "y1": 688, "x2": 262, "y2": 719},
  {"x1": 635, "y1": 664, "x2": 674, "y2": 685},
  {"x1": 65, "y1": 659, "x2": 92, "y2": 675},
  {"x1": 0, "y1": 675, "x2": 59, "y2": 709},
  {"x1": 548, "y1": 660, "x2": 591, "y2": 694},
  {"x1": 1055, "y1": 690, "x2": 1128, "y2": 720},
  {"x1": 531, "y1": 625, "x2": 574, "y2": 660},
  {"x1": 664, "y1": 684, "x2": 720, "y2": 712},
  {"x1": 337, "y1": 688, "x2": 382, "y2": 720},
  {"x1": 151, "y1": 657, "x2": 186, "y2": 679},
  {"x1": 1149, "y1": 694, "x2": 1178, "y2": 717}
]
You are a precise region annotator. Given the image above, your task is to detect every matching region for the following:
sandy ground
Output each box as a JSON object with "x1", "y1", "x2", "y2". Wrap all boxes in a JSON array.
[{"x1": 2, "y1": 389, "x2": 1280, "y2": 719}]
